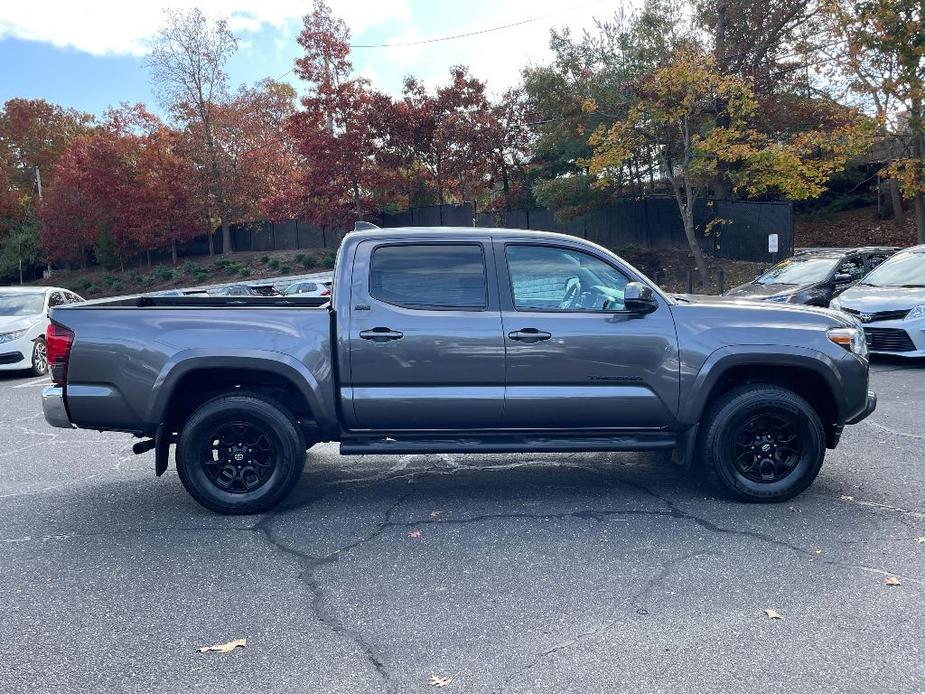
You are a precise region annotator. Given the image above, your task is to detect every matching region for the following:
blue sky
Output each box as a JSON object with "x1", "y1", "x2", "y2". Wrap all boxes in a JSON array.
[{"x1": 0, "y1": 1, "x2": 621, "y2": 118}]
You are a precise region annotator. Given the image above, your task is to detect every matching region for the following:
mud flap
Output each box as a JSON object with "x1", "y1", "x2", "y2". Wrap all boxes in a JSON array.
[
  {"x1": 154, "y1": 424, "x2": 171, "y2": 477},
  {"x1": 670, "y1": 423, "x2": 699, "y2": 471}
]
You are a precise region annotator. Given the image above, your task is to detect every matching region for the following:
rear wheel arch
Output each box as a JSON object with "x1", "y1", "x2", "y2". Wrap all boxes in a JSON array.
[{"x1": 151, "y1": 355, "x2": 327, "y2": 441}]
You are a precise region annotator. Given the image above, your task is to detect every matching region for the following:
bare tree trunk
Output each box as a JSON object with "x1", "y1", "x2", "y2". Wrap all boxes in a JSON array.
[
  {"x1": 887, "y1": 178, "x2": 905, "y2": 225},
  {"x1": 353, "y1": 181, "x2": 362, "y2": 218},
  {"x1": 911, "y1": 101, "x2": 925, "y2": 243},
  {"x1": 221, "y1": 219, "x2": 232, "y2": 256},
  {"x1": 146, "y1": 250, "x2": 152, "y2": 268},
  {"x1": 171, "y1": 239, "x2": 178, "y2": 265},
  {"x1": 207, "y1": 228, "x2": 215, "y2": 256}
]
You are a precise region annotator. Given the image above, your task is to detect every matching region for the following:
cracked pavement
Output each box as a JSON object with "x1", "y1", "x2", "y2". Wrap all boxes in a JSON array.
[{"x1": 1, "y1": 360, "x2": 924, "y2": 693}]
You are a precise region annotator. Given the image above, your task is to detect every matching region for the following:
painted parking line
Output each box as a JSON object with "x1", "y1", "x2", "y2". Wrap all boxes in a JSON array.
[{"x1": 11, "y1": 377, "x2": 51, "y2": 389}]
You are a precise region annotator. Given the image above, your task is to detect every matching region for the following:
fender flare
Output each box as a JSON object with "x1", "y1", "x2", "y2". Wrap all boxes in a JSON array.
[
  {"x1": 677, "y1": 344, "x2": 845, "y2": 427},
  {"x1": 146, "y1": 349, "x2": 336, "y2": 433}
]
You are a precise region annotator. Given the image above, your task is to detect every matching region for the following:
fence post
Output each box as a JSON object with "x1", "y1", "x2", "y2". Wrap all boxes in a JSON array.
[
  {"x1": 687, "y1": 269, "x2": 693, "y2": 294},
  {"x1": 718, "y1": 269, "x2": 725, "y2": 294},
  {"x1": 654, "y1": 270, "x2": 663, "y2": 287}
]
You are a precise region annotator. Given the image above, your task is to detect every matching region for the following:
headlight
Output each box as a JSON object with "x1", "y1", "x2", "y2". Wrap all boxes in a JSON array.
[
  {"x1": 827, "y1": 326, "x2": 868, "y2": 359},
  {"x1": 906, "y1": 304, "x2": 925, "y2": 320},
  {"x1": 829, "y1": 298, "x2": 842, "y2": 311},
  {"x1": 765, "y1": 293, "x2": 792, "y2": 303},
  {"x1": 0, "y1": 329, "x2": 28, "y2": 344}
]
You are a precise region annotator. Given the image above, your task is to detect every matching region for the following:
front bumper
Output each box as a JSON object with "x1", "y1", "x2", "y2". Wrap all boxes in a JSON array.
[
  {"x1": 42, "y1": 385, "x2": 74, "y2": 429},
  {"x1": 846, "y1": 390, "x2": 877, "y2": 425},
  {"x1": 0, "y1": 334, "x2": 32, "y2": 370},
  {"x1": 862, "y1": 316, "x2": 925, "y2": 357}
]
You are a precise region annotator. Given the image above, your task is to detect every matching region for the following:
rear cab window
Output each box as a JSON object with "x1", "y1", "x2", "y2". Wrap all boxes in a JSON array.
[{"x1": 369, "y1": 244, "x2": 488, "y2": 310}]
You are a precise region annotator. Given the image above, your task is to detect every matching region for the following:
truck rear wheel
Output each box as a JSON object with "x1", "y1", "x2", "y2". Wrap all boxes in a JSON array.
[
  {"x1": 176, "y1": 393, "x2": 305, "y2": 514},
  {"x1": 697, "y1": 384, "x2": 825, "y2": 502}
]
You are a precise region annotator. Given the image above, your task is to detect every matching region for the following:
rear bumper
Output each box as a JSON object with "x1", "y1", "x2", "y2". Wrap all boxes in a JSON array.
[
  {"x1": 846, "y1": 390, "x2": 877, "y2": 425},
  {"x1": 42, "y1": 385, "x2": 74, "y2": 429}
]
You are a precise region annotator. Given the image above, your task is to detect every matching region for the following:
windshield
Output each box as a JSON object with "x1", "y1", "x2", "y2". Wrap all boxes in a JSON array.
[
  {"x1": 754, "y1": 256, "x2": 839, "y2": 285},
  {"x1": 860, "y1": 251, "x2": 925, "y2": 287},
  {"x1": 0, "y1": 294, "x2": 45, "y2": 316}
]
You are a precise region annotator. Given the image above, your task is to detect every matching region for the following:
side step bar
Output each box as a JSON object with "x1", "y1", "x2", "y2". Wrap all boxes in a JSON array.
[{"x1": 340, "y1": 433, "x2": 676, "y2": 456}]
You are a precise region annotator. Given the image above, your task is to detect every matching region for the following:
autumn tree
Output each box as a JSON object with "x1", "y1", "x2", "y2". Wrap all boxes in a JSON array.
[
  {"x1": 146, "y1": 8, "x2": 238, "y2": 254},
  {"x1": 526, "y1": 0, "x2": 691, "y2": 218},
  {"x1": 585, "y1": 49, "x2": 871, "y2": 283},
  {"x1": 286, "y1": 0, "x2": 386, "y2": 229},
  {"x1": 825, "y1": 0, "x2": 925, "y2": 241}
]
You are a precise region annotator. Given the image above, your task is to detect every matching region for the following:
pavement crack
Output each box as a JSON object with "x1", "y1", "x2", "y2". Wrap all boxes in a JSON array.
[{"x1": 249, "y1": 491, "x2": 416, "y2": 693}]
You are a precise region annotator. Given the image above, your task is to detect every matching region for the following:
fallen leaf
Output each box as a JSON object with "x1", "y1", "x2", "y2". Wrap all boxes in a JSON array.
[
  {"x1": 197, "y1": 638, "x2": 246, "y2": 654},
  {"x1": 840, "y1": 495, "x2": 855, "y2": 501},
  {"x1": 763, "y1": 609, "x2": 783, "y2": 620},
  {"x1": 884, "y1": 575, "x2": 901, "y2": 587},
  {"x1": 408, "y1": 530, "x2": 422, "y2": 539},
  {"x1": 915, "y1": 536, "x2": 925, "y2": 544},
  {"x1": 430, "y1": 511, "x2": 443, "y2": 519},
  {"x1": 429, "y1": 675, "x2": 452, "y2": 688},
  {"x1": 787, "y1": 506, "x2": 797, "y2": 513}
]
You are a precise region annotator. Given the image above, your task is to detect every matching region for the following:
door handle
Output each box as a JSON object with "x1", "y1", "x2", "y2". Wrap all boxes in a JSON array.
[
  {"x1": 359, "y1": 327, "x2": 404, "y2": 342},
  {"x1": 508, "y1": 328, "x2": 552, "y2": 342}
]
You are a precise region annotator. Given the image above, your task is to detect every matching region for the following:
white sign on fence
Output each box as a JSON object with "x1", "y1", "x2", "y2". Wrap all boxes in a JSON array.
[{"x1": 768, "y1": 233, "x2": 779, "y2": 253}]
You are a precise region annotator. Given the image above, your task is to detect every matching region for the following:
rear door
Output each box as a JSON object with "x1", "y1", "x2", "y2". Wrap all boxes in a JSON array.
[
  {"x1": 496, "y1": 240, "x2": 679, "y2": 429},
  {"x1": 344, "y1": 237, "x2": 505, "y2": 430}
]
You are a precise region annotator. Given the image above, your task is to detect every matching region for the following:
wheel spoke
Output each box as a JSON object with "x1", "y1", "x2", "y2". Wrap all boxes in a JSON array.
[
  {"x1": 729, "y1": 409, "x2": 804, "y2": 484},
  {"x1": 202, "y1": 421, "x2": 277, "y2": 494}
]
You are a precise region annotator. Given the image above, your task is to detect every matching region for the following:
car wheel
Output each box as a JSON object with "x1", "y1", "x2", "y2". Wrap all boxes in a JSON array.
[
  {"x1": 176, "y1": 393, "x2": 306, "y2": 514},
  {"x1": 697, "y1": 384, "x2": 825, "y2": 502},
  {"x1": 31, "y1": 337, "x2": 49, "y2": 376}
]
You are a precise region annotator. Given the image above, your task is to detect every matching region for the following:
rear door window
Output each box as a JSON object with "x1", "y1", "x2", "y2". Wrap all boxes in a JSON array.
[{"x1": 369, "y1": 244, "x2": 487, "y2": 310}]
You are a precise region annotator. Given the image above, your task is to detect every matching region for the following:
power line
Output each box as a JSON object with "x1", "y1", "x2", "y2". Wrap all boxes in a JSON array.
[{"x1": 349, "y1": 1, "x2": 610, "y2": 49}]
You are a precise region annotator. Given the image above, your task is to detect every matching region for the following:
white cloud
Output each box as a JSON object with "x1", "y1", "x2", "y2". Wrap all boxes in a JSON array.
[{"x1": 0, "y1": 0, "x2": 411, "y2": 56}]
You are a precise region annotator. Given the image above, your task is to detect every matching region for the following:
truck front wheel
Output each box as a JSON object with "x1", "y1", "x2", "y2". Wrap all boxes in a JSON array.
[
  {"x1": 697, "y1": 384, "x2": 825, "y2": 502},
  {"x1": 176, "y1": 393, "x2": 305, "y2": 514}
]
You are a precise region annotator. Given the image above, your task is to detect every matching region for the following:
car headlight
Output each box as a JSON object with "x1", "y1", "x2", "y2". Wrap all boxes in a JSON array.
[
  {"x1": 0, "y1": 329, "x2": 28, "y2": 344},
  {"x1": 906, "y1": 304, "x2": 925, "y2": 320},
  {"x1": 829, "y1": 298, "x2": 842, "y2": 311},
  {"x1": 827, "y1": 326, "x2": 868, "y2": 359},
  {"x1": 765, "y1": 293, "x2": 792, "y2": 303}
]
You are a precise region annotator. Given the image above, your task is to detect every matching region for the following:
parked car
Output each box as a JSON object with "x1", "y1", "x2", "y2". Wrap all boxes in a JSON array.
[
  {"x1": 42, "y1": 227, "x2": 875, "y2": 513},
  {"x1": 830, "y1": 244, "x2": 925, "y2": 357},
  {"x1": 0, "y1": 287, "x2": 84, "y2": 376},
  {"x1": 724, "y1": 247, "x2": 897, "y2": 306},
  {"x1": 282, "y1": 280, "x2": 332, "y2": 298},
  {"x1": 208, "y1": 284, "x2": 263, "y2": 297}
]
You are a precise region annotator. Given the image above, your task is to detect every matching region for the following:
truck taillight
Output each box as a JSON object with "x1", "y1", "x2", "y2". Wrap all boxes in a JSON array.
[{"x1": 46, "y1": 323, "x2": 74, "y2": 385}]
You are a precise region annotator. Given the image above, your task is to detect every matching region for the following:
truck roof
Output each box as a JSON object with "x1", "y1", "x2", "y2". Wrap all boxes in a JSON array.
[{"x1": 347, "y1": 226, "x2": 589, "y2": 243}]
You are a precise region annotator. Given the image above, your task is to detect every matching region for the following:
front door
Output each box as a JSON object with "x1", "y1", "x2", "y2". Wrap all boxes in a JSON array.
[
  {"x1": 345, "y1": 238, "x2": 505, "y2": 430},
  {"x1": 497, "y1": 241, "x2": 680, "y2": 429}
]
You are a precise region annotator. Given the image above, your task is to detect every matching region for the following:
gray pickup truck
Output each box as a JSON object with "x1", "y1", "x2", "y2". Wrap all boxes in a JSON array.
[{"x1": 42, "y1": 227, "x2": 876, "y2": 514}]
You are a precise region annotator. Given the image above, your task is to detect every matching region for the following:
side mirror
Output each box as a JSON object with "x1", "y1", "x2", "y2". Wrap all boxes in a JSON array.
[
  {"x1": 624, "y1": 282, "x2": 658, "y2": 314},
  {"x1": 833, "y1": 273, "x2": 853, "y2": 284}
]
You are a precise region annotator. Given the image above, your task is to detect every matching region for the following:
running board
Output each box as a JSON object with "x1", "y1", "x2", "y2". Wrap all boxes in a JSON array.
[{"x1": 339, "y1": 433, "x2": 677, "y2": 456}]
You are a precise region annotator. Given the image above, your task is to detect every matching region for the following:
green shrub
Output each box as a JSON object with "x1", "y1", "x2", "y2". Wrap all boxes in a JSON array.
[
  {"x1": 214, "y1": 259, "x2": 231, "y2": 270},
  {"x1": 192, "y1": 269, "x2": 209, "y2": 283},
  {"x1": 104, "y1": 275, "x2": 123, "y2": 291},
  {"x1": 156, "y1": 266, "x2": 175, "y2": 281},
  {"x1": 181, "y1": 261, "x2": 197, "y2": 275},
  {"x1": 294, "y1": 253, "x2": 306, "y2": 264},
  {"x1": 76, "y1": 279, "x2": 93, "y2": 291},
  {"x1": 299, "y1": 255, "x2": 313, "y2": 269},
  {"x1": 238, "y1": 267, "x2": 251, "y2": 277},
  {"x1": 268, "y1": 259, "x2": 280, "y2": 270},
  {"x1": 260, "y1": 255, "x2": 270, "y2": 264},
  {"x1": 320, "y1": 252, "x2": 337, "y2": 269},
  {"x1": 127, "y1": 271, "x2": 145, "y2": 285}
]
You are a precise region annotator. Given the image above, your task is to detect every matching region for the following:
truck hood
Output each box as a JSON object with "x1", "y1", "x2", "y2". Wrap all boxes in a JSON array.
[
  {"x1": 835, "y1": 285, "x2": 925, "y2": 312},
  {"x1": 670, "y1": 297, "x2": 854, "y2": 348}
]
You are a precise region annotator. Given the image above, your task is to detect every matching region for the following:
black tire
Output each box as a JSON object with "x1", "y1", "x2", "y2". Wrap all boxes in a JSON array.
[
  {"x1": 176, "y1": 393, "x2": 305, "y2": 514},
  {"x1": 30, "y1": 337, "x2": 48, "y2": 376},
  {"x1": 697, "y1": 384, "x2": 825, "y2": 503}
]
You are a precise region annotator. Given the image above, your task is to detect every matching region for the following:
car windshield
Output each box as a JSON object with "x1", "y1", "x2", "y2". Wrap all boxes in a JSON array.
[
  {"x1": 283, "y1": 284, "x2": 307, "y2": 295},
  {"x1": 0, "y1": 294, "x2": 45, "y2": 316},
  {"x1": 753, "y1": 256, "x2": 840, "y2": 285},
  {"x1": 860, "y1": 251, "x2": 925, "y2": 287}
]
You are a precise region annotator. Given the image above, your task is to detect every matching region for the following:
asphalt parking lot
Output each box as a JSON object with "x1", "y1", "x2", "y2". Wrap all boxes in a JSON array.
[{"x1": 1, "y1": 361, "x2": 923, "y2": 694}]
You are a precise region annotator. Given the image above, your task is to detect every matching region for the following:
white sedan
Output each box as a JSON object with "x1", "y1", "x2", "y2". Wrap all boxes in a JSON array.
[
  {"x1": 0, "y1": 287, "x2": 84, "y2": 375},
  {"x1": 282, "y1": 280, "x2": 332, "y2": 298}
]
